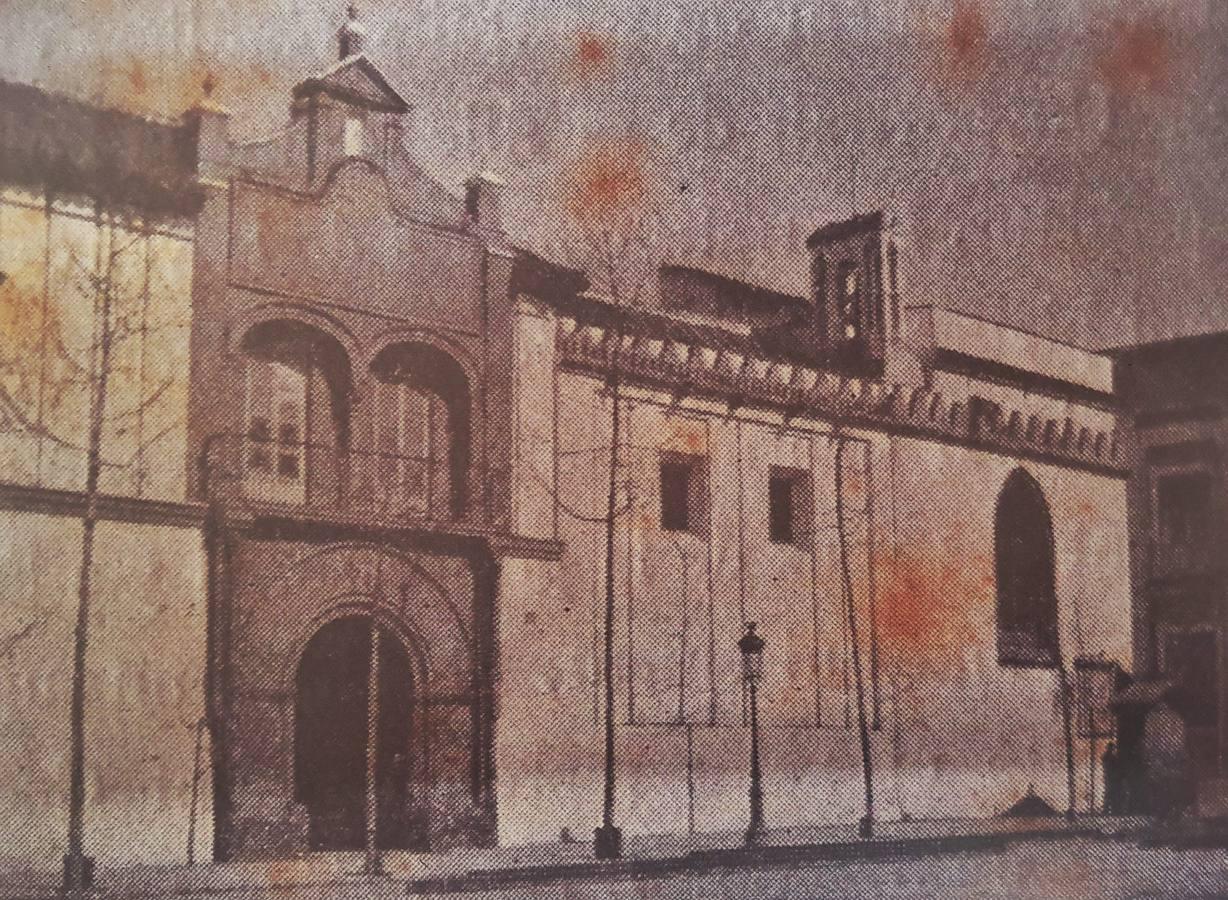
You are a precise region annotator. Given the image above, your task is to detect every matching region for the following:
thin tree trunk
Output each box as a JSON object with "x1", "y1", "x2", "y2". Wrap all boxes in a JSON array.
[
  {"x1": 65, "y1": 231, "x2": 116, "y2": 891},
  {"x1": 835, "y1": 437, "x2": 875, "y2": 837},
  {"x1": 600, "y1": 345, "x2": 620, "y2": 834},
  {"x1": 364, "y1": 621, "x2": 383, "y2": 874},
  {"x1": 65, "y1": 512, "x2": 98, "y2": 876},
  {"x1": 1058, "y1": 662, "x2": 1076, "y2": 819}
]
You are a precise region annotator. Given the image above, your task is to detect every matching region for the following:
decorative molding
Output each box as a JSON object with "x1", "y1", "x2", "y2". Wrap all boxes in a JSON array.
[
  {"x1": 214, "y1": 498, "x2": 563, "y2": 561},
  {"x1": 0, "y1": 482, "x2": 207, "y2": 529},
  {"x1": 556, "y1": 315, "x2": 1127, "y2": 479}
]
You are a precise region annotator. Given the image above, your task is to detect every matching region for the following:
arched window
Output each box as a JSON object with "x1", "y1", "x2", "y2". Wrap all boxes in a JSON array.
[
  {"x1": 241, "y1": 320, "x2": 352, "y2": 506},
  {"x1": 994, "y1": 469, "x2": 1059, "y2": 668},
  {"x1": 370, "y1": 342, "x2": 471, "y2": 520}
]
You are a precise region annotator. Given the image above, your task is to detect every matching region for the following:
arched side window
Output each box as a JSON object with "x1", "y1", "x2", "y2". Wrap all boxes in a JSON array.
[
  {"x1": 369, "y1": 342, "x2": 471, "y2": 521},
  {"x1": 994, "y1": 468, "x2": 1059, "y2": 668},
  {"x1": 241, "y1": 320, "x2": 352, "y2": 506}
]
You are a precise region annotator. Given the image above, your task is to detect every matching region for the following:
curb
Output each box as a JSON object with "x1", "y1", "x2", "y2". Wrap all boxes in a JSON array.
[{"x1": 405, "y1": 827, "x2": 1102, "y2": 895}]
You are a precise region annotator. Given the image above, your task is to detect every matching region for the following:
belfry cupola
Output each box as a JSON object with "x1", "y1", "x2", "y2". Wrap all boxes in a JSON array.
[{"x1": 291, "y1": 3, "x2": 411, "y2": 185}]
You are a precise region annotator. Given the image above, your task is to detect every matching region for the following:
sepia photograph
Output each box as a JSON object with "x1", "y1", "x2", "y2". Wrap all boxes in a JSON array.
[{"x1": 0, "y1": 1, "x2": 1225, "y2": 896}]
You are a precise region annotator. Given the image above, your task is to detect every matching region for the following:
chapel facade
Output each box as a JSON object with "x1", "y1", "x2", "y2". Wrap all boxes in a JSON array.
[{"x1": 0, "y1": 10, "x2": 1133, "y2": 868}]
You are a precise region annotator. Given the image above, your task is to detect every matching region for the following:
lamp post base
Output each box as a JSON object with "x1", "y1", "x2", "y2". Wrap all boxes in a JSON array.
[
  {"x1": 593, "y1": 824, "x2": 623, "y2": 859},
  {"x1": 61, "y1": 853, "x2": 95, "y2": 895},
  {"x1": 858, "y1": 816, "x2": 874, "y2": 839},
  {"x1": 744, "y1": 824, "x2": 765, "y2": 847}
]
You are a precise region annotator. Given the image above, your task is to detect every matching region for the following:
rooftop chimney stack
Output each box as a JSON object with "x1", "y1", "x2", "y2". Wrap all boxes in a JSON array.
[
  {"x1": 338, "y1": 3, "x2": 368, "y2": 59},
  {"x1": 465, "y1": 171, "x2": 506, "y2": 234}
]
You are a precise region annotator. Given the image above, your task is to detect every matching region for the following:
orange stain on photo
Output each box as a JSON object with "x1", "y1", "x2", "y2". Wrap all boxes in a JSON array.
[
  {"x1": 876, "y1": 551, "x2": 987, "y2": 665},
  {"x1": 842, "y1": 468, "x2": 864, "y2": 496},
  {"x1": 82, "y1": 54, "x2": 275, "y2": 117},
  {"x1": 1097, "y1": 15, "x2": 1172, "y2": 95},
  {"x1": 662, "y1": 421, "x2": 705, "y2": 454},
  {"x1": 926, "y1": 0, "x2": 989, "y2": 89},
  {"x1": 566, "y1": 138, "x2": 649, "y2": 227},
  {"x1": 0, "y1": 261, "x2": 58, "y2": 365},
  {"x1": 1074, "y1": 499, "x2": 1100, "y2": 522},
  {"x1": 946, "y1": 1, "x2": 988, "y2": 76},
  {"x1": 571, "y1": 30, "x2": 613, "y2": 81}
]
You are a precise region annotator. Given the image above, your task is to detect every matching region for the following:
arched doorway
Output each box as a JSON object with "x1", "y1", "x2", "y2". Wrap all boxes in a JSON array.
[{"x1": 293, "y1": 615, "x2": 421, "y2": 850}]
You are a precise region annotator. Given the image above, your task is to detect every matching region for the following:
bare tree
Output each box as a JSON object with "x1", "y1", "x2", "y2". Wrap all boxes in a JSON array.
[
  {"x1": 547, "y1": 137, "x2": 667, "y2": 859},
  {"x1": 0, "y1": 205, "x2": 183, "y2": 894}
]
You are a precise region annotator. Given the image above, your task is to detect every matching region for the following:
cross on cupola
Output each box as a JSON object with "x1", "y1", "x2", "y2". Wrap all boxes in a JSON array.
[{"x1": 338, "y1": 3, "x2": 368, "y2": 60}]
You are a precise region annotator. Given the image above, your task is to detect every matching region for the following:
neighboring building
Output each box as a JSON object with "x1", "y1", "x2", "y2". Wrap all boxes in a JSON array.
[
  {"x1": 0, "y1": 80, "x2": 206, "y2": 865},
  {"x1": 530, "y1": 238, "x2": 1130, "y2": 843},
  {"x1": 1114, "y1": 332, "x2": 1228, "y2": 798},
  {"x1": 0, "y1": 9, "x2": 1133, "y2": 871}
]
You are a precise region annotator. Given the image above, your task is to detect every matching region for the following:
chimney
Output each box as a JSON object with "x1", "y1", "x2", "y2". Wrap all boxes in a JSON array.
[
  {"x1": 465, "y1": 171, "x2": 505, "y2": 233},
  {"x1": 338, "y1": 3, "x2": 368, "y2": 59}
]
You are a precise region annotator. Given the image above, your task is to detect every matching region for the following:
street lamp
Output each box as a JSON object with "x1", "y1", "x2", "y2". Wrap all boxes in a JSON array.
[{"x1": 738, "y1": 622, "x2": 766, "y2": 847}]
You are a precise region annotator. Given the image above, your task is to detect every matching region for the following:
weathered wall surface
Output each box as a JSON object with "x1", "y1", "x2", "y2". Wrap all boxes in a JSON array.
[
  {"x1": 494, "y1": 361, "x2": 1130, "y2": 844},
  {"x1": 0, "y1": 512, "x2": 209, "y2": 870},
  {"x1": 0, "y1": 187, "x2": 193, "y2": 501},
  {"x1": 226, "y1": 170, "x2": 483, "y2": 332}
]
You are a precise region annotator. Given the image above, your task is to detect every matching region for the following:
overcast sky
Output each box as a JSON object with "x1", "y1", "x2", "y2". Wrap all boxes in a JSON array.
[{"x1": 2, "y1": 0, "x2": 1225, "y2": 349}]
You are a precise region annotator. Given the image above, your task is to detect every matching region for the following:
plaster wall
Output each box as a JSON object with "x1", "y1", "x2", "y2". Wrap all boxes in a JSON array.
[
  {"x1": 493, "y1": 364, "x2": 1130, "y2": 844},
  {"x1": 0, "y1": 187, "x2": 194, "y2": 501},
  {"x1": 0, "y1": 513, "x2": 209, "y2": 870}
]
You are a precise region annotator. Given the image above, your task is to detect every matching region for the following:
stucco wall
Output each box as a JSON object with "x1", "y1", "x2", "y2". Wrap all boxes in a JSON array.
[
  {"x1": 494, "y1": 364, "x2": 1130, "y2": 845},
  {"x1": 0, "y1": 512, "x2": 209, "y2": 870},
  {"x1": 0, "y1": 187, "x2": 193, "y2": 502}
]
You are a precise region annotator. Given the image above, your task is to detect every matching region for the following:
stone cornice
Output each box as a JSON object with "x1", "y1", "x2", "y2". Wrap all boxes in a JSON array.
[
  {"x1": 0, "y1": 482, "x2": 207, "y2": 528},
  {"x1": 212, "y1": 499, "x2": 564, "y2": 561},
  {"x1": 556, "y1": 315, "x2": 1127, "y2": 479},
  {"x1": 0, "y1": 483, "x2": 564, "y2": 559}
]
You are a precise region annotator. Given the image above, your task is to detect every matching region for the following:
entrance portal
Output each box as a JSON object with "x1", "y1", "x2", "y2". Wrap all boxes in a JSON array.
[{"x1": 293, "y1": 615, "x2": 419, "y2": 850}]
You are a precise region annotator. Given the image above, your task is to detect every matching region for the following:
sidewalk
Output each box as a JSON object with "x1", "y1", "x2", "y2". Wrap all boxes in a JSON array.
[
  {"x1": 0, "y1": 815, "x2": 1146, "y2": 899},
  {"x1": 406, "y1": 814, "x2": 1143, "y2": 895}
]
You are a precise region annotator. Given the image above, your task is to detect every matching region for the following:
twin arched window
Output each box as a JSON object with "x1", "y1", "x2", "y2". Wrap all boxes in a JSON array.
[
  {"x1": 240, "y1": 321, "x2": 470, "y2": 519},
  {"x1": 994, "y1": 469, "x2": 1059, "y2": 668}
]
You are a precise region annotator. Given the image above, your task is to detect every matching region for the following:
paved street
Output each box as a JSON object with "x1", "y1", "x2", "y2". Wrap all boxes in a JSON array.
[
  {"x1": 4, "y1": 835, "x2": 1228, "y2": 900},
  {"x1": 413, "y1": 839, "x2": 1228, "y2": 900}
]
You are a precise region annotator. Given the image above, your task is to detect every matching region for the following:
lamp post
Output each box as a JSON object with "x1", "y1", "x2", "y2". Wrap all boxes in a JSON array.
[{"x1": 738, "y1": 622, "x2": 766, "y2": 847}]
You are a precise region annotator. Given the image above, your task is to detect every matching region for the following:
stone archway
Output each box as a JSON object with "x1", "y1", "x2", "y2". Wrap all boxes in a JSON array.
[{"x1": 292, "y1": 615, "x2": 423, "y2": 850}]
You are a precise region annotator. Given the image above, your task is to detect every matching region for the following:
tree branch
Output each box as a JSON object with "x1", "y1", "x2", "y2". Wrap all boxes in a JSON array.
[{"x1": 0, "y1": 616, "x2": 46, "y2": 660}]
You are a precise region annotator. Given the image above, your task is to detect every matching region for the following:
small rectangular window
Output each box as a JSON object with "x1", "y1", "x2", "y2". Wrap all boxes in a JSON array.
[
  {"x1": 277, "y1": 451, "x2": 301, "y2": 479},
  {"x1": 769, "y1": 466, "x2": 812, "y2": 546},
  {"x1": 660, "y1": 460, "x2": 692, "y2": 532},
  {"x1": 247, "y1": 416, "x2": 273, "y2": 471},
  {"x1": 659, "y1": 452, "x2": 707, "y2": 535}
]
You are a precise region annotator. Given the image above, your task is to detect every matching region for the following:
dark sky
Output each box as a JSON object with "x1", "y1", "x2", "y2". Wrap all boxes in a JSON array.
[{"x1": 3, "y1": 0, "x2": 1225, "y2": 349}]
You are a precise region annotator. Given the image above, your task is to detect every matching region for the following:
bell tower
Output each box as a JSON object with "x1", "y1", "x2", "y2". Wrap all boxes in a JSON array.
[
  {"x1": 805, "y1": 210, "x2": 897, "y2": 376},
  {"x1": 290, "y1": 3, "x2": 411, "y2": 185}
]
